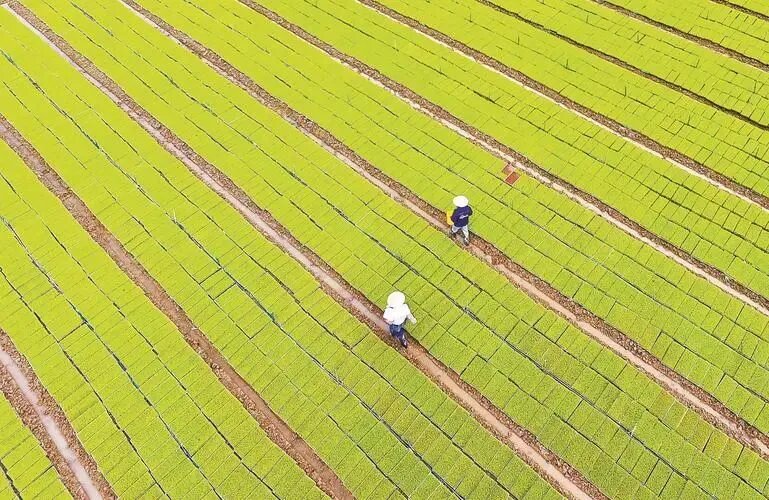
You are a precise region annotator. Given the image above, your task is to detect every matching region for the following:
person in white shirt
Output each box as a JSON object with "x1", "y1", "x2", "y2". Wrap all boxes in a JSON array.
[{"x1": 383, "y1": 291, "x2": 416, "y2": 348}]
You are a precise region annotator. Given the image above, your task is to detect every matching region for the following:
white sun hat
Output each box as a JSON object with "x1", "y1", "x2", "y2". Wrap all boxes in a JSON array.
[
  {"x1": 453, "y1": 195, "x2": 469, "y2": 208},
  {"x1": 387, "y1": 291, "x2": 406, "y2": 307}
]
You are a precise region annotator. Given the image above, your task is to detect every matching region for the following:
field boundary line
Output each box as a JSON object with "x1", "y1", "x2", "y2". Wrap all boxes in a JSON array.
[
  {"x1": 356, "y1": 0, "x2": 769, "y2": 316},
  {"x1": 1, "y1": 9, "x2": 352, "y2": 498},
  {"x1": 0, "y1": 331, "x2": 109, "y2": 500},
  {"x1": 114, "y1": 0, "x2": 769, "y2": 461},
  {"x1": 44, "y1": 1, "x2": 601, "y2": 497},
  {"x1": 709, "y1": 0, "x2": 769, "y2": 23},
  {"x1": 362, "y1": 0, "x2": 769, "y2": 213},
  {"x1": 477, "y1": 0, "x2": 769, "y2": 133},
  {"x1": 46, "y1": 0, "x2": 601, "y2": 495},
  {"x1": 592, "y1": 0, "x2": 769, "y2": 73}
]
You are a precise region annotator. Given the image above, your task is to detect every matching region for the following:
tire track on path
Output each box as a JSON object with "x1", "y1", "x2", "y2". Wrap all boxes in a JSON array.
[
  {"x1": 0, "y1": 17, "x2": 350, "y2": 494},
  {"x1": 21, "y1": 2, "x2": 597, "y2": 497},
  {"x1": 0, "y1": 332, "x2": 109, "y2": 499},
  {"x1": 72, "y1": 0, "x2": 769, "y2": 463}
]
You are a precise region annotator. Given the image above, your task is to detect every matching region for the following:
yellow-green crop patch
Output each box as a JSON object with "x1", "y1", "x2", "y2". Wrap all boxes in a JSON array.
[
  {"x1": 603, "y1": 0, "x2": 769, "y2": 65},
  {"x1": 4, "y1": 0, "x2": 769, "y2": 497},
  {"x1": 15, "y1": 0, "x2": 769, "y2": 497},
  {"x1": 0, "y1": 139, "x2": 320, "y2": 498}
]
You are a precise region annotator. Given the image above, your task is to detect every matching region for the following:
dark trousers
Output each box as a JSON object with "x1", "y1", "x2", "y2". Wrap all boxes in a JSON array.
[{"x1": 389, "y1": 322, "x2": 408, "y2": 346}]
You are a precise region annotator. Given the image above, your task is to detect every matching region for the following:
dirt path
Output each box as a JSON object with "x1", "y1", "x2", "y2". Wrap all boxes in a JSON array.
[
  {"x1": 0, "y1": 20, "x2": 350, "y2": 493},
  {"x1": 0, "y1": 331, "x2": 111, "y2": 499},
  {"x1": 710, "y1": 0, "x2": 769, "y2": 22},
  {"x1": 18, "y1": 1, "x2": 603, "y2": 497}
]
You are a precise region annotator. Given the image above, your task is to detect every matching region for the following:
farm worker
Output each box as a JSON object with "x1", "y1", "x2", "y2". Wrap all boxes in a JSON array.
[
  {"x1": 383, "y1": 291, "x2": 416, "y2": 348},
  {"x1": 448, "y1": 195, "x2": 472, "y2": 245}
]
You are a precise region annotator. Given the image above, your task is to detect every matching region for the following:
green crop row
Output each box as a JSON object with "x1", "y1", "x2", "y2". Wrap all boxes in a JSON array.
[
  {"x1": 604, "y1": 0, "x2": 769, "y2": 65},
  {"x1": 28, "y1": 0, "x2": 769, "y2": 497},
  {"x1": 257, "y1": 0, "x2": 769, "y2": 309},
  {"x1": 386, "y1": 0, "x2": 769, "y2": 198},
  {"x1": 0, "y1": 8, "x2": 556, "y2": 499},
  {"x1": 123, "y1": 0, "x2": 769, "y2": 451},
  {"x1": 480, "y1": 0, "x2": 769, "y2": 126},
  {"x1": 0, "y1": 143, "x2": 321, "y2": 498},
  {"x1": 0, "y1": 387, "x2": 69, "y2": 499}
]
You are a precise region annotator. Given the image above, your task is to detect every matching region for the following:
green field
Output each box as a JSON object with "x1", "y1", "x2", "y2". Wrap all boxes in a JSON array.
[{"x1": 1, "y1": 0, "x2": 769, "y2": 498}]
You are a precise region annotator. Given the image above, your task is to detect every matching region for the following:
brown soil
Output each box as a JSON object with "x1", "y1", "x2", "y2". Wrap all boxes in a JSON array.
[
  {"x1": 592, "y1": 0, "x2": 769, "y2": 73},
  {"x1": 478, "y1": 0, "x2": 769, "y2": 133},
  {"x1": 0, "y1": 15, "x2": 351, "y2": 495},
  {"x1": 28, "y1": 1, "x2": 601, "y2": 497},
  {"x1": 0, "y1": 331, "x2": 112, "y2": 499}
]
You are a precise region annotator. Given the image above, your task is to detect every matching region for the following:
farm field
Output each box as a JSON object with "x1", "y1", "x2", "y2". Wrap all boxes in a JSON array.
[{"x1": 0, "y1": 0, "x2": 769, "y2": 499}]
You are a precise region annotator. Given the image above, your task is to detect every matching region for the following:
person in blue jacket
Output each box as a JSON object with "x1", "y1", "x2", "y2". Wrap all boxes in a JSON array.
[{"x1": 448, "y1": 195, "x2": 472, "y2": 245}]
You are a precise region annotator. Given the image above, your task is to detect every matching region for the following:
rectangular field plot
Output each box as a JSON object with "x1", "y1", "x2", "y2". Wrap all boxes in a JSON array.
[
  {"x1": 8, "y1": 0, "x2": 769, "y2": 498},
  {"x1": 0, "y1": 387, "x2": 69, "y2": 499},
  {"x1": 3, "y1": 0, "x2": 769, "y2": 498}
]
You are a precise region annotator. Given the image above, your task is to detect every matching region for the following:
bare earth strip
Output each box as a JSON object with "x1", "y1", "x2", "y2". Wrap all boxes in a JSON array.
[
  {"x1": 0, "y1": 331, "x2": 111, "y2": 499},
  {"x1": 593, "y1": 0, "x2": 769, "y2": 73},
  {"x1": 104, "y1": 0, "x2": 769, "y2": 462},
  {"x1": 0, "y1": 60, "x2": 350, "y2": 500},
  {"x1": 15, "y1": 2, "x2": 598, "y2": 498},
  {"x1": 478, "y1": 0, "x2": 769, "y2": 133}
]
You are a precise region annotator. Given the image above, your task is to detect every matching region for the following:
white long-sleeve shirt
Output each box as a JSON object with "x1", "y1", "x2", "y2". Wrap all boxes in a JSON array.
[{"x1": 383, "y1": 303, "x2": 415, "y2": 326}]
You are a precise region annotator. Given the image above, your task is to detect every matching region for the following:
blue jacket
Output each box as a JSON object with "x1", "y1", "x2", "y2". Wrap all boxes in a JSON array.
[{"x1": 451, "y1": 206, "x2": 473, "y2": 227}]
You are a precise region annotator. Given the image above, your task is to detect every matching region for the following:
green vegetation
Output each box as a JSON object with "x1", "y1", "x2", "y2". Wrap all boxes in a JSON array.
[
  {"x1": 13, "y1": 0, "x2": 769, "y2": 497},
  {"x1": 257, "y1": 0, "x2": 769, "y2": 304},
  {"x1": 110, "y1": 0, "x2": 769, "y2": 444},
  {"x1": 0, "y1": 7, "x2": 555, "y2": 498},
  {"x1": 603, "y1": 0, "x2": 769, "y2": 65},
  {"x1": 1, "y1": 0, "x2": 769, "y2": 497}
]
